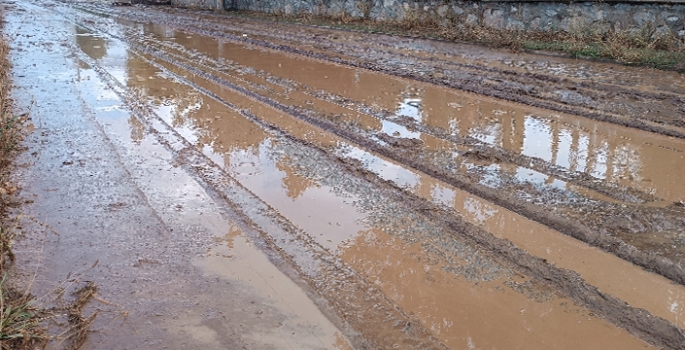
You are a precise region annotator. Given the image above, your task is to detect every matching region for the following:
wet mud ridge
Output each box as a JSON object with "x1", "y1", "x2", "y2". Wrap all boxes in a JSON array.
[{"x1": 5, "y1": 0, "x2": 685, "y2": 348}]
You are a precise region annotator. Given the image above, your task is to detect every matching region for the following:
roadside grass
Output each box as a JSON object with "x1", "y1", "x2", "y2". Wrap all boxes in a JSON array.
[
  {"x1": 0, "y1": 29, "x2": 48, "y2": 350},
  {"x1": 227, "y1": 10, "x2": 685, "y2": 72},
  {"x1": 0, "y1": 23, "x2": 49, "y2": 350}
]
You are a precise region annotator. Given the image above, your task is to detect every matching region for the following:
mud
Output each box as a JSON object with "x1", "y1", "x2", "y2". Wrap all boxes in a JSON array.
[{"x1": 4, "y1": 0, "x2": 685, "y2": 348}]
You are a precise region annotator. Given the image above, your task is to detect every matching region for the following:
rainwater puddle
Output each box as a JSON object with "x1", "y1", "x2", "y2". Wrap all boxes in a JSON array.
[
  {"x1": 71, "y1": 35, "x2": 357, "y2": 350},
  {"x1": 123, "y1": 24, "x2": 685, "y2": 203},
  {"x1": 77, "y1": 26, "x2": 369, "y2": 253},
  {"x1": 70, "y1": 17, "x2": 663, "y2": 349},
  {"x1": 193, "y1": 224, "x2": 353, "y2": 350},
  {"x1": 340, "y1": 228, "x2": 652, "y2": 349},
  {"x1": 339, "y1": 143, "x2": 685, "y2": 329},
  {"x1": 435, "y1": 96, "x2": 685, "y2": 203}
]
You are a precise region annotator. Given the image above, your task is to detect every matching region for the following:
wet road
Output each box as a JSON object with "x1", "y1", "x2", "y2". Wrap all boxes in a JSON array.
[{"x1": 4, "y1": 0, "x2": 685, "y2": 348}]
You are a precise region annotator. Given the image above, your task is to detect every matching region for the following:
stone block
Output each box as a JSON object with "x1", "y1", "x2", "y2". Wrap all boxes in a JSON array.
[
  {"x1": 633, "y1": 9, "x2": 656, "y2": 26},
  {"x1": 529, "y1": 17, "x2": 542, "y2": 30},
  {"x1": 483, "y1": 8, "x2": 505, "y2": 28},
  {"x1": 506, "y1": 18, "x2": 524, "y2": 31},
  {"x1": 465, "y1": 13, "x2": 478, "y2": 26},
  {"x1": 437, "y1": 4, "x2": 448, "y2": 17}
]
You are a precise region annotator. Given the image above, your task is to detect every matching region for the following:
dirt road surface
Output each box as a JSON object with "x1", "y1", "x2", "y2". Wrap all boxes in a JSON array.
[{"x1": 3, "y1": 0, "x2": 685, "y2": 348}]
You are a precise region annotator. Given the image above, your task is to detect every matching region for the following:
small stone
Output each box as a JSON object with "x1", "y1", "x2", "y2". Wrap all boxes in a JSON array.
[
  {"x1": 465, "y1": 13, "x2": 478, "y2": 26},
  {"x1": 546, "y1": 9, "x2": 558, "y2": 17},
  {"x1": 654, "y1": 25, "x2": 671, "y2": 38},
  {"x1": 436, "y1": 5, "x2": 448, "y2": 17},
  {"x1": 483, "y1": 8, "x2": 505, "y2": 28},
  {"x1": 529, "y1": 17, "x2": 542, "y2": 30},
  {"x1": 452, "y1": 5, "x2": 463, "y2": 15},
  {"x1": 0, "y1": 188, "x2": 6, "y2": 195},
  {"x1": 63, "y1": 160, "x2": 73, "y2": 165},
  {"x1": 678, "y1": 30, "x2": 685, "y2": 37},
  {"x1": 667, "y1": 16, "x2": 679, "y2": 22},
  {"x1": 633, "y1": 10, "x2": 656, "y2": 26}
]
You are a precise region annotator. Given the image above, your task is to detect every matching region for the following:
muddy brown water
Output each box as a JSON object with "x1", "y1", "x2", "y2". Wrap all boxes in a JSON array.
[
  {"x1": 5, "y1": 0, "x2": 685, "y2": 348},
  {"x1": 97, "y1": 16, "x2": 685, "y2": 270}
]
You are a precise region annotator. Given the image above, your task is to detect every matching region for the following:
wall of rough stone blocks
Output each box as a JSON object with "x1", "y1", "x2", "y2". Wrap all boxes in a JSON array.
[{"x1": 173, "y1": 0, "x2": 685, "y2": 37}]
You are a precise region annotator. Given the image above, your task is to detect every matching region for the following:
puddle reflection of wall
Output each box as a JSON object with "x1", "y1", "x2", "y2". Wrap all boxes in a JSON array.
[
  {"x1": 119, "y1": 29, "x2": 327, "y2": 203},
  {"x1": 110, "y1": 15, "x2": 681, "y2": 202},
  {"x1": 418, "y1": 85, "x2": 685, "y2": 199},
  {"x1": 122, "y1": 49, "x2": 320, "y2": 203}
]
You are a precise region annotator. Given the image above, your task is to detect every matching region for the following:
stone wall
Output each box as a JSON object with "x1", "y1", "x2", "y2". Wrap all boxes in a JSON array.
[{"x1": 175, "y1": 0, "x2": 685, "y2": 37}]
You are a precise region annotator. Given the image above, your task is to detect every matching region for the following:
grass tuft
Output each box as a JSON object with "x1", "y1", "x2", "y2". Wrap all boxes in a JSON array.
[{"x1": 0, "y1": 274, "x2": 46, "y2": 350}]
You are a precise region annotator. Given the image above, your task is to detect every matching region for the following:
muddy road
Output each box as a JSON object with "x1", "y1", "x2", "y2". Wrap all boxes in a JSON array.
[{"x1": 3, "y1": 0, "x2": 685, "y2": 348}]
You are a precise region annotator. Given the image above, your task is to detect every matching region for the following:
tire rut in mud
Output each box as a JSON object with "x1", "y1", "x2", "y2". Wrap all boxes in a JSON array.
[
  {"x1": 55, "y1": 2, "x2": 685, "y2": 348},
  {"x1": 104, "y1": 28, "x2": 685, "y2": 288}
]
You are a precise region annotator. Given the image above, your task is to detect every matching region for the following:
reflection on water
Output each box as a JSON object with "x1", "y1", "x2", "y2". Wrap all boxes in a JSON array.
[
  {"x1": 438, "y1": 97, "x2": 682, "y2": 200},
  {"x1": 125, "y1": 18, "x2": 685, "y2": 202},
  {"x1": 396, "y1": 97, "x2": 422, "y2": 121},
  {"x1": 71, "y1": 18, "x2": 676, "y2": 348},
  {"x1": 194, "y1": 224, "x2": 355, "y2": 349},
  {"x1": 94, "y1": 11, "x2": 685, "y2": 204},
  {"x1": 75, "y1": 27, "x2": 108, "y2": 60},
  {"x1": 339, "y1": 146, "x2": 420, "y2": 189}
]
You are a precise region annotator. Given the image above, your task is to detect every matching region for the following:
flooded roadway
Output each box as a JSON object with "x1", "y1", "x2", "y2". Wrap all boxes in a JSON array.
[{"x1": 4, "y1": 0, "x2": 685, "y2": 348}]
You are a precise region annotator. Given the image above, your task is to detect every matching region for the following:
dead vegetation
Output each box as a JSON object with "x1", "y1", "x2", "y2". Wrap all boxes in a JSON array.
[
  {"x1": 0, "y1": 20, "x2": 99, "y2": 350},
  {"x1": 0, "y1": 25, "x2": 47, "y2": 350},
  {"x1": 231, "y1": 9, "x2": 685, "y2": 72}
]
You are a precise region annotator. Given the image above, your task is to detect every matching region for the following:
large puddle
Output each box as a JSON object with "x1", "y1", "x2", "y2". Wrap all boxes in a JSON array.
[
  {"x1": 65, "y1": 14, "x2": 671, "y2": 348},
  {"x1": 106, "y1": 18, "x2": 685, "y2": 206}
]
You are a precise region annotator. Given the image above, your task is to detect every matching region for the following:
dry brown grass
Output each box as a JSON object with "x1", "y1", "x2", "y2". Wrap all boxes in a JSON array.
[
  {"x1": 229, "y1": 9, "x2": 685, "y2": 72},
  {"x1": 0, "y1": 25, "x2": 49, "y2": 350}
]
